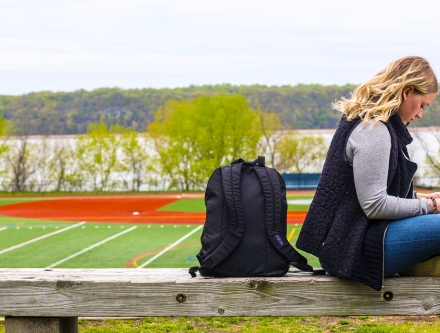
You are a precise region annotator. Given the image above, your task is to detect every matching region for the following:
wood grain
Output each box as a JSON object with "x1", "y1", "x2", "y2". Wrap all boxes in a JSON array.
[{"x1": 0, "y1": 268, "x2": 439, "y2": 317}]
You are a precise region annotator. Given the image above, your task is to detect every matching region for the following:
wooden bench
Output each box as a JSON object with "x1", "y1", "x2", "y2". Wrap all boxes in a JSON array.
[{"x1": 1, "y1": 268, "x2": 439, "y2": 333}]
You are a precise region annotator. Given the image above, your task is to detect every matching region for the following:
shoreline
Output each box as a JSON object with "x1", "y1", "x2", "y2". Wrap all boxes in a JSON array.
[{"x1": 5, "y1": 126, "x2": 440, "y2": 139}]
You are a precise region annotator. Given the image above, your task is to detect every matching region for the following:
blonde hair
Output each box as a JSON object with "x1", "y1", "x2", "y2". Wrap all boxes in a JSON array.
[{"x1": 333, "y1": 56, "x2": 438, "y2": 126}]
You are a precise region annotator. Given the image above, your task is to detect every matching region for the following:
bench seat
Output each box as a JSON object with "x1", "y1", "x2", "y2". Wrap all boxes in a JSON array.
[{"x1": 0, "y1": 268, "x2": 439, "y2": 332}]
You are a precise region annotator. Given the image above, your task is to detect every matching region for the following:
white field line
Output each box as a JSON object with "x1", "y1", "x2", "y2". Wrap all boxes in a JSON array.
[
  {"x1": 0, "y1": 222, "x2": 86, "y2": 255},
  {"x1": 46, "y1": 226, "x2": 138, "y2": 268},
  {"x1": 138, "y1": 224, "x2": 203, "y2": 268},
  {"x1": 0, "y1": 227, "x2": 6, "y2": 232},
  {"x1": 287, "y1": 199, "x2": 312, "y2": 205}
]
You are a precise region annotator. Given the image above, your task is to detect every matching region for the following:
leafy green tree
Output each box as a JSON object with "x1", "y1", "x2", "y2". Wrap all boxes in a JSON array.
[
  {"x1": 256, "y1": 109, "x2": 288, "y2": 168},
  {"x1": 0, "y1": 116, "x2": 10, "y2": 156},
  {"x1": 115, "y1": 126, "x2": 152, "y2": 191},
  {"x1": 74, "y1": 121, "x2": 120, "y2": 191},
  {"x1": 148, "y1": 94, "x2": 261, "y2": 190},
  {"x1": 0, "y1": 117, "x2": 10, "y2": 189},
  {"x1": 276, "y1": 133, "x2": 328, "y2": 173}
]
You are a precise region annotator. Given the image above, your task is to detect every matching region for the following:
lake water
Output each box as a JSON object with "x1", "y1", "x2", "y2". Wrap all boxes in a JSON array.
[
  {"x1": 303, "y1": 128, "x2": 440, "y2": 188},
  {"x1": 5, "y1": 128, "x2": 440, "y2": 191}
]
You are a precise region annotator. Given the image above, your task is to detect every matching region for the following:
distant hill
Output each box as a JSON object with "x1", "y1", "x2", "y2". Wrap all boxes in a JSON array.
[{"x1": 1, "y1": 84, "x2": 438, "y2": 135}]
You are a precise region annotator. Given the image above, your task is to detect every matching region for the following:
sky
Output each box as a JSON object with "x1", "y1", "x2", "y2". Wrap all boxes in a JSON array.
[{"x1": 1, "y1": 0, "x2": 440, "y2": 95}]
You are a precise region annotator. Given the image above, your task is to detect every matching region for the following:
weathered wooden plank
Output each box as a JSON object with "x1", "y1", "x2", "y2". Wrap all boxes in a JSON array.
[
  {"x1": 4, "y1": 317, "x2": 77, "y2": 333},
  {"x1": 0, "y1": 268, "x2": 439, "y2": 316}
]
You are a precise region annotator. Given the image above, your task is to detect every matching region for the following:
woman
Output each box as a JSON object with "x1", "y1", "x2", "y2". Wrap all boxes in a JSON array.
[{"x1": 296, "y1": 56, "x2": 440, "y2": 292}]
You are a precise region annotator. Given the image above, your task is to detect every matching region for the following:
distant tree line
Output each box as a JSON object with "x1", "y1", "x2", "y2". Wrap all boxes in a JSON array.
[
  {"x1": 0, "y1": 94, "x2": 328, "y2": 192},
  {"x1": 0, "y1": 84, "x2": 362, "y2": 135}
]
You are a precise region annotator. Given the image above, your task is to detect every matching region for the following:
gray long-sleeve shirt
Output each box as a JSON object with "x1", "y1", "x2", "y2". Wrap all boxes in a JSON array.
[{"x1": 345, "y1": 120, "x2": 430, "y2": 219}]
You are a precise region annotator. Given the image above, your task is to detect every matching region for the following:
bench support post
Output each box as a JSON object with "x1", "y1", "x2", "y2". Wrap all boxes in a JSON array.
[{"x1": 5, "y1": 317, "x2": 78, "y2": 333}]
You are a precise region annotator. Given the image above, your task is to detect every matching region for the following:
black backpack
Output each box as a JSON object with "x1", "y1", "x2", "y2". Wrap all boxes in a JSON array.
[{"x1": 189, "y1": 156, "x2": 314, "y2": 278}]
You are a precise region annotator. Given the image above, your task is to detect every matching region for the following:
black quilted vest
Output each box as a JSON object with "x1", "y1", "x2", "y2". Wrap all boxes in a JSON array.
[{"x1": 296, "y1": 113, "x2": 417, "y2": 290}]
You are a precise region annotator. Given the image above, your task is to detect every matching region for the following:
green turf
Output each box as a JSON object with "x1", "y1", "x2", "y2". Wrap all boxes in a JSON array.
[
  {"x1": 160, "y1": 197, "x2": 313, "y2": 212},
  {"x1": 288, "y1": 204, "x2": 310, "y2": 210},
  {"x1": 288, "y1": 224, "x2": 319, "y2": 267},
  {"x1": 286, "y1": 195, "x2": 314, "y2": 200},
  {"x1": 0, "y1": 219, "x2": 317, "y2": 269},
  {"x1": 0, "y1": 197, "x2": 51, "y2": 207},
  {"x1": 56, "y1": 224, "x2": 202, "y2": 268},
  {"x1": 0, "y1": 194, "x2": 318, "y2": 269},
  {"x1": 0, "y1": 221, "x2": 204, "y2": 268},
  {"x1": 0, "y1": 222, "x2": 116, "y2": 268},
  {"x1": 287, "y1": 195, "x2": 313, "y2": 211},
  {"x1": 0, "y1": 215, "x2": 77, "y2": 249},
  {"x1": 159, "y1": 198, "x2": 206, "y2": 212}
]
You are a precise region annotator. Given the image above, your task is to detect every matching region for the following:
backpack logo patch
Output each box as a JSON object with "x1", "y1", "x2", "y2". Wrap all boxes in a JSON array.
[{"x1": 274, "y1": 234, "x2": 285, "y2": 247}]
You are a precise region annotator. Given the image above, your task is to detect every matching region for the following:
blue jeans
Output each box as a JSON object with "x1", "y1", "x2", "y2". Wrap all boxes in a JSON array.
[
  {"x1": 321, "y1": 214, "x2": 440, "y2": 277},
  {"x1": 384, "y1": 214, "x2": 440, "y2": 277}
]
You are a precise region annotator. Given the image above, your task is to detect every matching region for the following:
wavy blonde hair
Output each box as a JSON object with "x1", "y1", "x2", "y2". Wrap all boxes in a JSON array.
[{"x1": 333, "y1": 56, "x2": 438, "y2": 126}]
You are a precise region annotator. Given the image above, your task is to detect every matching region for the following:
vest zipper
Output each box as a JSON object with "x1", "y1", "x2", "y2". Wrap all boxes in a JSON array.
[
  {"x1": 404, "y1": 178, "x2": 413, "y2": 199},
  {"x1": 381, "y1": 222, "x2": 390, "y2": 298}
]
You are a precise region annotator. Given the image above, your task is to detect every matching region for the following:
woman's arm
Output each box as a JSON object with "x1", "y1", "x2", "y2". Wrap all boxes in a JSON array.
[{"x1": 347, "y1": 121, "x2": 431, "y2": 219}]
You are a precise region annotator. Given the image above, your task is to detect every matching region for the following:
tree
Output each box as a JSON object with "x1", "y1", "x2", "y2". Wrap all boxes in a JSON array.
[
  {"x1": 33, "y1": 137, "x2": 53, "y2": 191},
  {"x1": 74, "y1": 122, "x2": 120, "y2": 191},
  {"x1": 116, "y1": 126, "x2": 151, "y2": 191},
  {"x1": 0, "y1": 117, "x2": 11, "y2": 189},
  {"x1": 0, "y1": 116, "x2": 42, "y2": 191},
  {"x1": 148, "y1": 94, "x2": 261, "y2": 190},
  {"x1": 0, "y1": 116, "x2": 10, "y2": 157},
  {"x1": 48, "y1": 139, "x2": 75, "y2": 191},
  {"x1": 3, "y1": 136, "x2": 39, "y2": 191},
  {"x1": 276, "y1": 133, "x2": 327, "y2": 173},
  {"x1": 256, "y1": 109, "x2": 286, "y2": 168}
]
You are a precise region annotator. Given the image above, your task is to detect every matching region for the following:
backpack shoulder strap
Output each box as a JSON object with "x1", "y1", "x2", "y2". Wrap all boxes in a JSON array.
[
  {"x1": 254, "y1": 166, "x2": 313, "y2": 273},
  {"x1": 198, "y1": 163, "x2": 245, "y2": 271}
]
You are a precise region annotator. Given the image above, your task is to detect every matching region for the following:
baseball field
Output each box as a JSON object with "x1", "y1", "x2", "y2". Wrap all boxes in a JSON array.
[{"x1": 0, "y1": 191, "x2": 319, "y2": 269}]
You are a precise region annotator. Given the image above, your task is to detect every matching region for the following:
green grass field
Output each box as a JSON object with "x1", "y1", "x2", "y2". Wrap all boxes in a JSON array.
[
  {"x1": 3, "y1": 315, "x2": 440, "y2": 333},
  {"x1": 0, "y1": 194, "x2": 319, "y2": 269}
]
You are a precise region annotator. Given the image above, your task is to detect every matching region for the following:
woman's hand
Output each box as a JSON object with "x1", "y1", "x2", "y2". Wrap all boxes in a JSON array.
[
  {"x1": 416, "y1": 192, "x2": 440, "y2": 199},
  {"x1": 415, "y1": 192, "x2": 440, "y2": 214}
]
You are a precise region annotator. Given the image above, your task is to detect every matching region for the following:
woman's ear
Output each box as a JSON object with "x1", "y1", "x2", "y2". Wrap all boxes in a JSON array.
[{"x1": 402, "y1": 86, "x2": 414, "y2": 101}]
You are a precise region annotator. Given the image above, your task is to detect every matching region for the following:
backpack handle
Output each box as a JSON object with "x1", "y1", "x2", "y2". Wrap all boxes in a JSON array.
[{"x1": 231, "y1": 156, "x2": 265, "y2": 167}]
